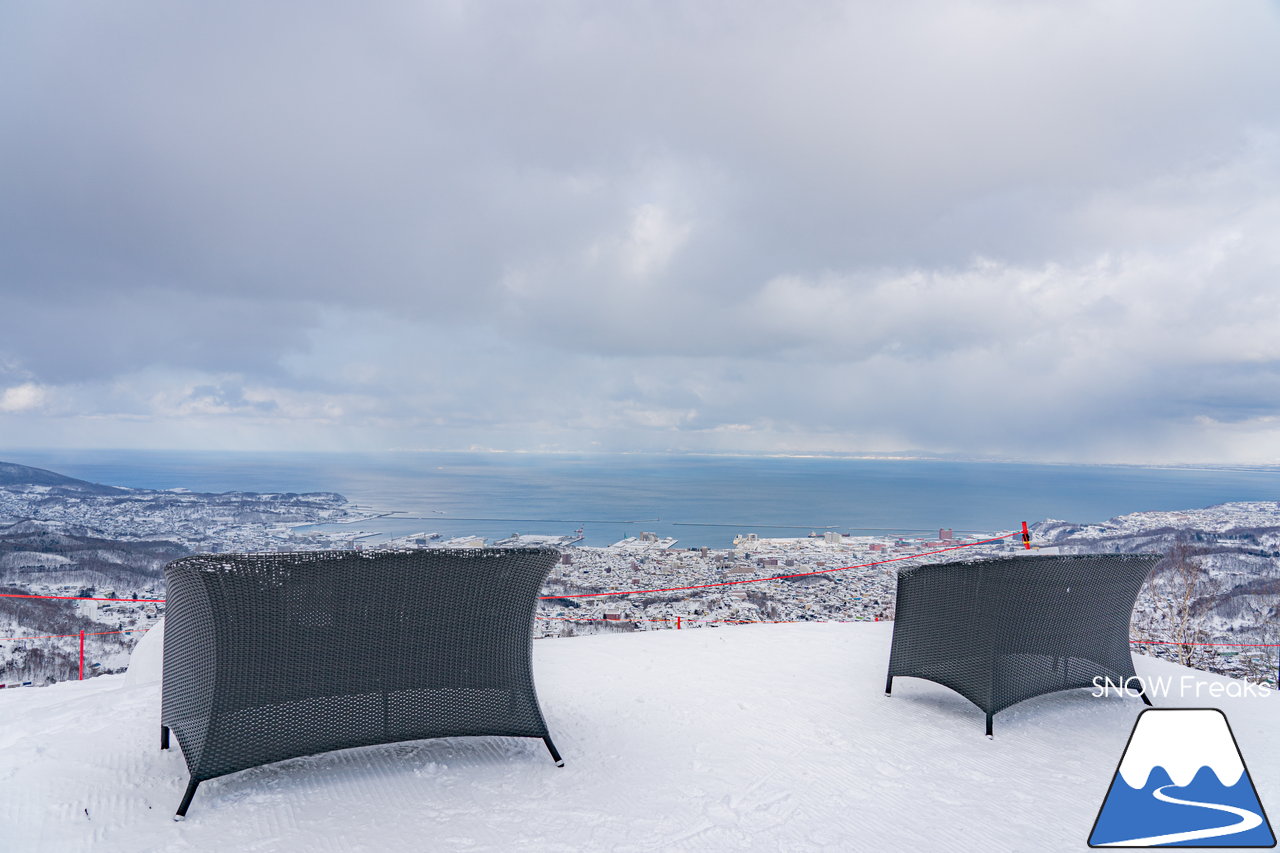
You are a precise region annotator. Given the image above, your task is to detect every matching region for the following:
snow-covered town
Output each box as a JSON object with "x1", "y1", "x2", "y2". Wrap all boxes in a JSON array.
[
  {"x1": 0, "y1": 477, "x2": 375, "y2": 554},
  {"x1": 531, "y1": 529, "x2": 994, "y2": 636},
  {"x1": 2, "y1": 461, "x2": 1277, "y2": 690}
]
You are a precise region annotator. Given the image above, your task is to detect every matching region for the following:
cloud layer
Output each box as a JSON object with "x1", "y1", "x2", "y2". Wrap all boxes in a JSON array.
[{"x1": 3, "y1": 1, "x2": 1280, "y2": 462}]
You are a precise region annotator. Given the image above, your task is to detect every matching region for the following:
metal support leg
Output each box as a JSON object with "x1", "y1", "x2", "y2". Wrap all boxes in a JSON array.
[
  {"x1": 161, "y1": 725, "x2": 170, "y2": 750},
  {"x1": 174, "y1": 779, "x2": 199, "y2": 821},
  {"x1": 884, "y1": 674, "x2": 893, "y2": 696},
  {"x1": 542, "y1": 735, "x2": 565, "y2": 767},
  {"x1": 985, "y1": 713, "x2": 994, "y2": 739}
]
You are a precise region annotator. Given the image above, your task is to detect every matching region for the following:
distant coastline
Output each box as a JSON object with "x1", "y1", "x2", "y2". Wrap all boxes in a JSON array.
[
  {"x1": 1, "y1": 449, "x2": 1277, "y2": 549},
  {"x1": 9, "y1": 445, "x2": 1280, "y2": 473},
  {"x1": 2, "y1": 456, "x2": 1276, "y2": 688}
]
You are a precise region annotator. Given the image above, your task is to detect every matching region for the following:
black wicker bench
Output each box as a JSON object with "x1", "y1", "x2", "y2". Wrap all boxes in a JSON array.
[
  {"x1": 161, "y1": 547, "x2": 563, "y2": 818},
  {"x1": 884, "y1": 553, "x2": 1160, "y2": 735}
]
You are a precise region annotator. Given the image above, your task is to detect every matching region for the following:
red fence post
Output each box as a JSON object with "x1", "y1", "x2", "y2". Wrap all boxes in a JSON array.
[
  {"x1": 78, "y1": 629, "x2": 85, "y2": 680},
  {"x1": 1021, "y1": 521, "x2": 1031, "y2": 550},
  {"x1": 676, "y1": 616, "x2": 681, "y2": 630}
]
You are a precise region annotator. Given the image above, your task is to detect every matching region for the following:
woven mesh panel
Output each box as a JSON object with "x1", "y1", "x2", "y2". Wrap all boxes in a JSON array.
[
  {"x1": 161, "y1": 548, "x2": 558, "y2": 782},
  {"x1": 887, "y1": 553, "x2": 1159, "y2": 718},
  {"x1": 161, "y1": 564, "x2": 216, "y2": 768}
]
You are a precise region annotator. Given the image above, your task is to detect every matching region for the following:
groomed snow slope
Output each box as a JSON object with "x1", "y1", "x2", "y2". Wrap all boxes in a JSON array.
[{"x1": 1, "y1": 623, "x2": 1275, "y2": 852}]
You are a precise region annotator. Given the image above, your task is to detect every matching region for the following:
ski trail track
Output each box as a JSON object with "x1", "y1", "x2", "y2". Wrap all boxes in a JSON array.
[{"x1": 1, "y1": 623, "x2": 1275, "y2": 852}]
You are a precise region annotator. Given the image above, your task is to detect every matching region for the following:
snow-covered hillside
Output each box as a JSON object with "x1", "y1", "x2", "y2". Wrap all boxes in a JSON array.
[
  {"x1": 1034, "y1": 502, "x2": 1280, "y2": 663},
  {"x1": 1, "y1": 624, "x2": 1275, "y2": 852}
]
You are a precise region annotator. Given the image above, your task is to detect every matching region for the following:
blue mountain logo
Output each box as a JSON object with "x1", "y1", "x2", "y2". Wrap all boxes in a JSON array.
[{"x1": 1090, "y1": 708, "x2": 1275, "y2": 847}]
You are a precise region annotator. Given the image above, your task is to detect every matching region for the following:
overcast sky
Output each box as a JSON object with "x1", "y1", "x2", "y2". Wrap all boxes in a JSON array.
[{"x1": 3, "y1": 1, "x2": 1280, "y2": 463}]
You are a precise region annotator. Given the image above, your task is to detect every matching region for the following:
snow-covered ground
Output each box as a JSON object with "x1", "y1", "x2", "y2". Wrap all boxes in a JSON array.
[{"x1": 1, "y1": 624, "x2": 1275, "y2": 852}]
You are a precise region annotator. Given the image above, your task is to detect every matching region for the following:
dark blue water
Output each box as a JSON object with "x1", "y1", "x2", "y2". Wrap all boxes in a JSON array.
[{"x1": 5, "y1": 450, "x2": 1279, "y2": 547}]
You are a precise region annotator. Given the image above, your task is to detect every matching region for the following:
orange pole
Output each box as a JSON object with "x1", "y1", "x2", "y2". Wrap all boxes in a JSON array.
[{"x1": 78, "y1": 630, "x2": 85, "y2": 680}]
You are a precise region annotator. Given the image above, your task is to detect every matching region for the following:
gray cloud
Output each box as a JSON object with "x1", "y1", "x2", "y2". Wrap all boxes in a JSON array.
[{"x1": 2, "y1": 1, "x2": 1280, "y2": 462}]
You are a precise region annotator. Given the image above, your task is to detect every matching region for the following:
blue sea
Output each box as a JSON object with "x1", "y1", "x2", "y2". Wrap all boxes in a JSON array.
[{"x1": 6, "y1": 450, "x2": 1280, "y2": 547}]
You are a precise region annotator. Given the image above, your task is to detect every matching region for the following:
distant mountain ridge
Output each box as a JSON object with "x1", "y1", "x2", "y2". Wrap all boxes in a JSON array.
[{"x1": 0, "y1": 461, "x2": 126, "y2": 495}]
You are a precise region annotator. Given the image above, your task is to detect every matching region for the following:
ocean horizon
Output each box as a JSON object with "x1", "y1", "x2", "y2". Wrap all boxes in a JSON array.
[{"x1": 5, "y1": 449, "x2": 1279, "y2": 548}]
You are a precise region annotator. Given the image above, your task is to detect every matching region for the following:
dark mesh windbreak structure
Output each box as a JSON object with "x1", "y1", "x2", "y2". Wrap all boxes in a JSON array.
[
  {"x1": 885, "y1": 553, "x2": 1160, "y2": 735},
  {"x1": 161, "y1": 548, "x2": 562, "y2": 816}
]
